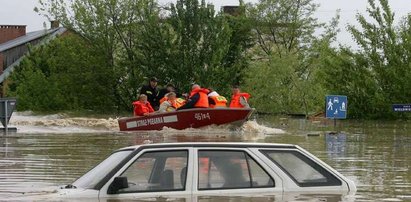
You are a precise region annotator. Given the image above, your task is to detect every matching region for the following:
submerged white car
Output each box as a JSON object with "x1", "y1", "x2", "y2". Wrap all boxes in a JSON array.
[{"x1": 26, "y1": 142, "x2": 356, "y2": 201}]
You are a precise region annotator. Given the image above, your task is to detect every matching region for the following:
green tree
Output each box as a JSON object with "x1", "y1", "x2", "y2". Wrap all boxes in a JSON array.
[
  {"x1": 37, "y1": 0, "x2": 252, "y2": 109},
  {"x1": 165, "y1": 0, "x2": 233, "y2": 92},
  {"x1": 7, "y1": 35, "x2": 116, "y2": 112},
  {"x1": 317, "y1": 47, "x2": 380, "y2": 118},
  {"x1": 221, "y1": 1, "x2": 255, "y2": 89},
  {"x1": 37, "y1": 0, "x2": 160, "y2": 110},
  {"x1": 244, "y1": 0, "x2": 338, "y2": 116},
  {"x1": 321, "y1": 0, "x2": 411, "y2": 119},
  {"x1": 7, "y1": 64, "x2": 63, "y2": 111}
]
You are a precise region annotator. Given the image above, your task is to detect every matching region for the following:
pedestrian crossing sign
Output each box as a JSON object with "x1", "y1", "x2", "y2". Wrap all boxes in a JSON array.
[{"x1": 325, "y1": 95, "x2": 347, "y2": 119}]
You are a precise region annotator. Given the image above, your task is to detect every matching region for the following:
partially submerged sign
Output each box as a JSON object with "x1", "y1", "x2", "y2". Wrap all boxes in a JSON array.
[
  {"x1": 325, "y1": 95, "x2": 347, "y2": 119},
  {"x1": 392, "y1": 104, "x2": 411, "y2": 112},
  {"x1": 0, "y1": 98, "x2": 17, "y2": 128}
]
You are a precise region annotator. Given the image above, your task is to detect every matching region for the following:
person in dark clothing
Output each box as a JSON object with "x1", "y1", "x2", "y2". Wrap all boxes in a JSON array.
[
  {"x1": 177, "y1": 84, "x2": 209, "y2": 110},
  {"x1": 177, "y1": 94, "x2": 199, "y2": 110},
  {"x1": 158, "y1": 83, "x2": 181, "y2": 100},
  {"x1": 140, "y1": 77, "x2": 160, "y2": 110}
]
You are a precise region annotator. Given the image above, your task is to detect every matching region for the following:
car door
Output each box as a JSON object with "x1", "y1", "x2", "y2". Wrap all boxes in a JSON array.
[
  {"x1": 191, "y1": 147, "x2": 283, "y2": 199},
  {"x1": 99, "y1": 147, "x2": 194, "y2": 200}
]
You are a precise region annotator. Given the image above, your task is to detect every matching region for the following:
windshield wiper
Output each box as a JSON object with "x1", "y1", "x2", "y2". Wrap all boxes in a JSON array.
[{"x1": 64, "y1": 184, "x2": 77, "y2": 189}]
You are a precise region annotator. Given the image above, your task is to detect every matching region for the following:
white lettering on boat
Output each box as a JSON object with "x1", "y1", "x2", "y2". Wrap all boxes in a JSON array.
[
  {"x1": 126, "y1": 121, "x2": 138, "y2": 129},
  {"x1": 136, "y1": 120, "x2": 148, "y2": 127},
  {"x1": 163, "y1": 115, "x2": 178, "y2": 123},
  {"x1": 127, "y1": 115, "x2": 178, "y2": 129},
  {"x1": 147, "y1": 117, "x2": 163, "y2": 125},
  {"x1": 194, "y1": 113, "x2": 211, "y2": 121}
]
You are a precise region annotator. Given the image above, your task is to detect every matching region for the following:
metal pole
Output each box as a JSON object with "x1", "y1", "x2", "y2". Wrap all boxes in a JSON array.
[
  {"x1": 333, "y1": 112, "x2": 337, "y2": 133},
  {"x1": 4, "y1": 100, "x2": 7, "y2": 135}
]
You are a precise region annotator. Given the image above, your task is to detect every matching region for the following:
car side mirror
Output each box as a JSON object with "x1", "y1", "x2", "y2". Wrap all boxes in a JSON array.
[{"x1": 107, "y1": 176, "x2": 129, "y2": 194}]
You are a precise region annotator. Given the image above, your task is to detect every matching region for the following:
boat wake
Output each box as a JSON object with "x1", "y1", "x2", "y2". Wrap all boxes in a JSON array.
[
  {"x1": 7, "y1": 112, "x2": 285, "y2": 135},
  {"x1": 161, "y1": 120, "x2": 285, "y2": 136},
  {"x1": 241, "y1": 120, "x2": 286, "y2": 135},
  {"x1": 9, "y1": 111, "x2": 118, "y2": 134}
]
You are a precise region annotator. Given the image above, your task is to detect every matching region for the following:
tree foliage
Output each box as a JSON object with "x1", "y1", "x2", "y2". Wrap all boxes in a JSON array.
[
  {"x1": 243, "y1": 0, "x2": 337, "y2": 116},
  {"x1": 321, "y1": 0, "x2": 411, "y2": 119},
  {"x1": 7, "y1": 0, "x2": 411, "y2": 119},
  {"x1": 247, "y1": 0, "x2": 322, "y2": 56},
  {"x1": 29, "y1": 0, "x2": 253, "y2": 111},
  {"x1": 7, "y1": 35, "x2": 116, "y2": 111}
]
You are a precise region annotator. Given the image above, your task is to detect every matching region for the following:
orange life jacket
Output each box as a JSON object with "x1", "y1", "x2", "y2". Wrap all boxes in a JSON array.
[
  {"x1": 166, "y1": 99, "x2": 182, "y2": 111},
  {"x1": 163, "y1": 100, "x2": 177, "y2": 112},
  {"x1": 229, "y1": 92, "x2": 250, "y2": 108},
  {"x1": 160, "y1": 97, "x2": 185, "y2": 108},
  {"x1": 175, "y1": 98, "x2": 186, "y2": 108},
  {"x1": 209, "y1": 95, "x2": 227, "y2": 108},
  {"x1": 159, "y1": 96, "x2": 168, "y2": 104},
  {"x1": 132, "y1": 101, "x2": 154, "y2": 116},
  {"x1": 190, "y1": 88, "x2": 210, "y2": 108}
]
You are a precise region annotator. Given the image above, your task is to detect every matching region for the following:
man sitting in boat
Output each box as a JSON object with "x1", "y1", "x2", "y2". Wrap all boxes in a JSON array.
[
  {"x1": 229, "y1": 85, "x2": 250, "y2": 108},
  {"x1": 177, "y1": 84, "x2": 210, "y2": 110},
  {"x1": 132, "y1": 94, "x2": 155, "y2": 116},
  {"x1": 207, "y1": 88, "x2": 227, "y2": 108},
  {"x1": 158, "y1": 92, "x2": 185, "y2": 112}
]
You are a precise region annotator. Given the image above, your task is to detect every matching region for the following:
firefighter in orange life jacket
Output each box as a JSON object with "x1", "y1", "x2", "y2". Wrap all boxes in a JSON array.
[
  {"x1": 158, "y1": 92, "x2": 184, "y2": 112},
  {"x1": 132, "y1": 94, "x2": 155, "y2": 116},
  {"x1": 207, "y1": 88, "x2": 227, "y2": 108},
  {"x1": 177, "y1": 84, "x2": 210, "y2": 110},
  {"x1": 229, "y1": 85, "x2": 251, "y2": 108}
]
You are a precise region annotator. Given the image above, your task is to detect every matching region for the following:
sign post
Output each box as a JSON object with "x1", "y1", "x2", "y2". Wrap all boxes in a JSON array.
[
  {"x1": 325, "y1": 95, "x2": 347, "y2": 130},
  {"x1": 0, "y1": 98, "x2": 17, "y2": 135}
]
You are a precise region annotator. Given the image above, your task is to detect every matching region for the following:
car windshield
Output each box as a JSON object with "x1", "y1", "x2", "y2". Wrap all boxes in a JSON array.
[{"x1": 72, "y1": 150, "x2": 133, "y2": 189}]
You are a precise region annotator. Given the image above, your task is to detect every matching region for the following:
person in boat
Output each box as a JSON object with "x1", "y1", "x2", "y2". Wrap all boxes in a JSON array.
[
  {"x1": 157, "y1": 92, "x2": 185, "y2": 113},
  {"x1": 133, "y1": 94, "x2": 155, "y2": 116},
  {"x1": 177, "y1": 84, "x2": 210, "y2": 110},
  {"x1": 140, "y1": 77, "x2": 160, "y2": 110},
  {"x1": 158, "y1": 83, "x2": 181, "y2": 102},
  {"x1": 229, "y1": 85, "x2": 250, "y2": 108},
  {"x1": 207, "y1": 88, "x2": 227, "y2": 108}
]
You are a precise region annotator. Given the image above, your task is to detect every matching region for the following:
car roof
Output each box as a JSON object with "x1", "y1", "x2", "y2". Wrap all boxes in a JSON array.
[{"x1": 118, "y1": 142, "x2": 297, "y2": 151}]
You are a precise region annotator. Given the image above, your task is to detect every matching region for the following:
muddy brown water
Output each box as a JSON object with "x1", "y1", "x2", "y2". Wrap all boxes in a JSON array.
[{"x1": 0, "y1": 115, "x2": 410, "y2": 201}]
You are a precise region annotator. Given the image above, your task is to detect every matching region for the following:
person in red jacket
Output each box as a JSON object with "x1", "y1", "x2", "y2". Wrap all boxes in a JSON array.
[
  {"x1": 177, "y1": 84, "x2": 210, "y2": 110},
  {"x1": 133, "y1": 94, "x2": 154, "y2": 116},
  {"x1": 229, "y1": 85, "x2": 250, "y2": 108}
]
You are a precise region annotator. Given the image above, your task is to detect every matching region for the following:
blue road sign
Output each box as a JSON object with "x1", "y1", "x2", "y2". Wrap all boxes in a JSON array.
[{"x1": 325, "y1": 95, "x2": 347, "y2": 119}]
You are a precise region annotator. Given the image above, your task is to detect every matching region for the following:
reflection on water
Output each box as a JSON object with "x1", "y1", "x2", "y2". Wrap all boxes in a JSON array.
[
  {"x1": 326, "y1": 133, "x2": 347, "y2": 157},
  {"x1": 0, "y1": 115, "x2": 410, "y2": 201}
]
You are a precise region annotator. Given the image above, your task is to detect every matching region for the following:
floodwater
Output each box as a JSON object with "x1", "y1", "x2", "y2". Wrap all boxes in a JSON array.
[{"x1": 0, "y1": 112, "x2": 410, "y2": 201}]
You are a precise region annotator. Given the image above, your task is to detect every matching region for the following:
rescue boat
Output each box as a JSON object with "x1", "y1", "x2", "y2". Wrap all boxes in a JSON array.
[{"x1": 118, "y1": 108, "x2": 254, "y2": 131}]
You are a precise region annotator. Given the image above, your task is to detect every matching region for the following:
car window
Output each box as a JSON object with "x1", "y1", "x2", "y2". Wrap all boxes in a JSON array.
[
  {"x1": 119, "y1": 150, "x2": 188, "y2": 193},
  {"x1": 73, "y1": 150, "x2": 133, "y2": 189},
  {"x1": 261, "y1": 150, "x2": 342, "y2": 187},
  {"x1": 198, "y1": 150, "x2": 274, "y2": 190},
  {"x1": 248, "y1": 156, "x2": 275, "y2": 187}
]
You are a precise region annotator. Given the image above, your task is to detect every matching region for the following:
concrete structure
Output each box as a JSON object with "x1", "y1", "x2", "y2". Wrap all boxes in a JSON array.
[{"x1": 0, "y1": 24, "x2": 67, "y2": 95}]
